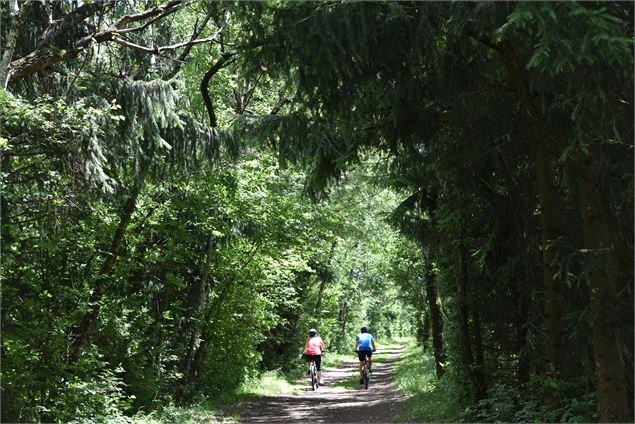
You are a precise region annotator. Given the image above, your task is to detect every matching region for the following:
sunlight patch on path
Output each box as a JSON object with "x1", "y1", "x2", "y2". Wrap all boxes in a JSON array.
[{"x1": 236, "y1": 346, "x2": 406, "y2": 423}]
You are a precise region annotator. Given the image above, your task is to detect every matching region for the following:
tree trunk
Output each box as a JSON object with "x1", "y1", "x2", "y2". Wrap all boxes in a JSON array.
[
  {"x1": 200, "y1": 53, "x2": 234, "y2": 127},
  {"x1": 577, "y1": 146, "x2": 629, "y2": 423},
  {"x1": 0, "y1": 0, "x2": 21, "y2": 88},
  {"x1": 69, "y1": 171, "x2": 146, "y2": 360},
  {"x1": 180, "y1": 235, "x2": 215, "y2": 379},
  {"x1": 491, "y1": 40, "x2": 564, "y2": 370},
  {"x1": 189, "y1": 276, "x2": 235, "y2": 381},
  {"x1": 456, "y1": 242, "x2": 475, "y2": 373},
  {"x1": 338, "y1": 292, "x2": 349, "y2": 346},
  {"x1": 314, "y1": 278, "x2": 327, "y2": 315},
  {"x1": 531, "y1": 128, "x2": 563, "y2": 370},
  {"x1": 423, "y1": 248, "x2": 445, "y2": 378},
  {"x1": 514, "y1": 276, "x2": 531, "y2": 385},
  {"x1": 420, "y1": 309, "x2": 430, "y2": 349},
  {"x1": 471, "y1": 309, "x2": 488, "y2": 402}
]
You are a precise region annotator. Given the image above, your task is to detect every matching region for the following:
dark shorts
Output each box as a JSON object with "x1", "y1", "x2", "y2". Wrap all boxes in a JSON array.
[
  {"x1": 304, "y1": 354, "x2": 322, "y2": 371},
  {"x1": 357, "y1": 350, "x2": 373, "y2": 362}
]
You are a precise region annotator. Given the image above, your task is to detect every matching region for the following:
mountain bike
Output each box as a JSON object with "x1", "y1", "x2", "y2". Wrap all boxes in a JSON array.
[{"x1": 354, "y1": 350, "x2": 371, "y2": 389}]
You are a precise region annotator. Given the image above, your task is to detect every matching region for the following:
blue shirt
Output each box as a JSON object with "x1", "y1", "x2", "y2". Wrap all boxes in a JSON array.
[{"x1": 356, "y1": 333, "x2": 374, "y2": 350}]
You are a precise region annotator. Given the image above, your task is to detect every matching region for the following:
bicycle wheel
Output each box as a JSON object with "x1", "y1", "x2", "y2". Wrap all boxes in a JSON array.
[
  {"x1": 364, "y1": 363, "x2": 370, "y2": 389},
  {"x1": 310, "y1": 363, "x2": 318, "y2": 390}
]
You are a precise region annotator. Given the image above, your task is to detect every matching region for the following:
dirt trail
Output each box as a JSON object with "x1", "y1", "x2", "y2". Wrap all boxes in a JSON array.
[{"x1": 236, "y1": 346, "x2": 406, "y2": 423}]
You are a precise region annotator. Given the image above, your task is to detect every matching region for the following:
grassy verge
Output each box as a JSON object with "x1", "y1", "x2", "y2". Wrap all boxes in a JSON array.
[
  {"x1": 124, "y1": 369, "x2": 304, "y2": 424},
  {"x1": 393, "y1": 339, "x2": 469, "y2": 423},
  {"x1": 125, "y1": 351, "x2": 359, "y2": 423}
]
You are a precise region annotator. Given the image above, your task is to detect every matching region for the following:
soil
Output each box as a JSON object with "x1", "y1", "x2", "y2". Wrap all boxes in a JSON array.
[{"x1": 234, "y1": 345, "x2": 407, "y2": 423}]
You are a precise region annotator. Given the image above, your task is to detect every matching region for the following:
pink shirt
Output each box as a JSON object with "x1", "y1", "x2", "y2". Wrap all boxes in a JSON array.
[{"x1": 304, "y1": 336, "x2": 325, "y2": 355}]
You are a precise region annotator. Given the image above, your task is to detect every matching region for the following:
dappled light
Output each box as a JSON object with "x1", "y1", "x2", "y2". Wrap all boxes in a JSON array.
[{"x1": 1, "y1": 1, "x2": 632, "y2": 423}]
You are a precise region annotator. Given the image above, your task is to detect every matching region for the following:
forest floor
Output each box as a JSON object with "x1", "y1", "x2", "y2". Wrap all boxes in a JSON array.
[{"x1": 232, "y1": 345, "x2": 406, "y2": 423}]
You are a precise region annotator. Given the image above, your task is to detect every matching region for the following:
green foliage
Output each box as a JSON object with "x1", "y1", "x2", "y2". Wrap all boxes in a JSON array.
[
  {"x1": 394, "y1": 341, "x2": 471, "y2": 423},
  {"x1": 2, "y1": 1, "x2": 633, "y2": 422},
  {"x1": 476, "y1": 376, "x2": 598, "y2": 423}
]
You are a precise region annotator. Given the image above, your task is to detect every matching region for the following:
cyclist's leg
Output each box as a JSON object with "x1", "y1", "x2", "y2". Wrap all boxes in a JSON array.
[
  {"x1": 367, "y1": 351, "x2": 373, "y2": 371},
  {"x1": 357, "y1": 351, "x2": 365, "y2": 376},
  {"x1": 316, "y1": 356, "x2": 324, "y2": 383}
]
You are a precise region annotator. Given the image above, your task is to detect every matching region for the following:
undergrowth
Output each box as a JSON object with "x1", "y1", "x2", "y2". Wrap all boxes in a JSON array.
[{"x1": 393, "y1": 340, "x2": 470, "y2": 423}]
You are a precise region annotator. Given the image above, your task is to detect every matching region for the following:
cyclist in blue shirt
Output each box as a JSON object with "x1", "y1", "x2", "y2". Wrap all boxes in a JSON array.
[{"x1": 354, "y1": 326, "x2": 376, "y2": 384}]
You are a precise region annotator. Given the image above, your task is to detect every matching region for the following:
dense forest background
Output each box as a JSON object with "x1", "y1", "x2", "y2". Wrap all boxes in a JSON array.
[{"x1": 1, "y1": 1, "x2": 633, "y2": 423}]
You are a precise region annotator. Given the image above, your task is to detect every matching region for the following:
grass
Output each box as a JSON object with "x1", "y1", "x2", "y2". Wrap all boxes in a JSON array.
[
  {"x1": 240, "y1": 370, "x2": 304, "y2": 396},
  {"x1": 393, "y1": 339, "x2": 470, "y2": 423}
]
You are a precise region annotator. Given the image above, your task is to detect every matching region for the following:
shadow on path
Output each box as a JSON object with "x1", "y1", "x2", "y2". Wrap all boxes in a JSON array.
[{"x1": 236, "y1": 346, "x2": 406, "y2": 423}]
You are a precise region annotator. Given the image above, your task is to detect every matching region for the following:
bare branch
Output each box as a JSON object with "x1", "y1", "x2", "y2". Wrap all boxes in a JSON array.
[
  {"x1": 112, "y1": 36, "x2": 156, "y2": 54},
  {"x1": 113, "y1": 14, "x2": 229, "y2": 55},
  {"x1": 115, "y1": 3, "x2": 182, "y2": 34},
  {"x1": 113, "y1": 0, "x2": 183, "y2": 29},
  {"x1": 157, "y1": 34, "x2": 222, "y2": 52}
]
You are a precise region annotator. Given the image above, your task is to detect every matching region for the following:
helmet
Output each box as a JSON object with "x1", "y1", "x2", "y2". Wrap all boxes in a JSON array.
[
  {"x1": 360, "y1": 326, "x2": 368, "y2": 333},
  {"x1": 309, "y1": 328, "x2": 317, "y2": 336}
]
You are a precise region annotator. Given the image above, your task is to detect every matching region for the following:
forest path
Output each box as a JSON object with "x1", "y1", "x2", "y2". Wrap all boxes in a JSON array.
[{"x1": 235, "y1": 345, "x2": 406, "y2": 423}]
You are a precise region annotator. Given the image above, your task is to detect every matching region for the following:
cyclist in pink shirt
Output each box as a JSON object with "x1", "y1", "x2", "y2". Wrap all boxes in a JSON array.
[{"x1": 303, "y1": 328, "x2": 326, "y2": 384}]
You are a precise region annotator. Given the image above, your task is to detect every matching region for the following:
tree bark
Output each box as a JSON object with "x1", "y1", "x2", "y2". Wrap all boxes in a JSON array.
[
  {"x1": 471, "y1": 309, "x2": 488, "y2": 402},
  {"x1": 577, "y1": 145, "x2": 629, "y2": 423},
  {"x1": 488, "y1": 40, "x2": 564, "y2": 370},
  {"x1": 37, "y1": 1, "x2": 108, "y2": 48},
  {"x1": 423, "y1": 248, "x2": 445, "y2": 378},
  {"x1": 456, "y1": 240, "x2": 488, "y2": 403},
  {"x1": 531, "y1": 127, "x2": 563, "y2": 370},
  {"x1": 0, "y1": 0, "x2": 21, "y2": 88},
  {"x1": 456, "y1": 242, "x2": 474, "y2": 369}
]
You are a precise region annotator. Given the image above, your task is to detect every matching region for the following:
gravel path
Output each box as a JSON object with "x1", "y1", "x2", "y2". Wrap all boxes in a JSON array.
[{"x1": 236, "y1": 345, "x2": 406, "y2": 423}]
